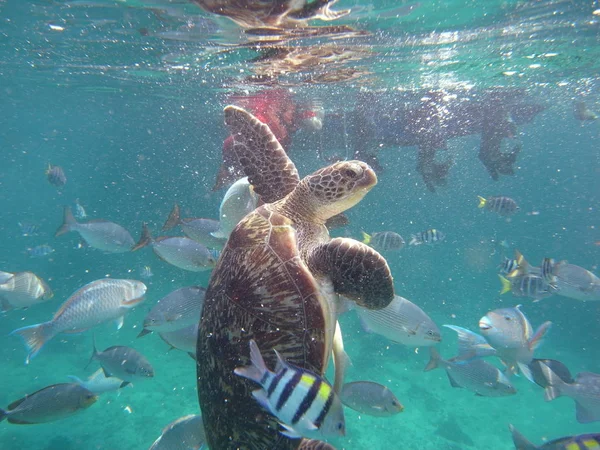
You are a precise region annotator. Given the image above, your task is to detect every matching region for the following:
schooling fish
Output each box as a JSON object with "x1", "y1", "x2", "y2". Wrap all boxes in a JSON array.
[
  {"x1": 499, "y1": 257, "x2": 519, "y2": 275},
  {"x1": 499, "y1": 274, "x2": 557, "y2": 301},
  {"x1": 68, "y1": 368, "x2": 129, "y2": 395},
  {"x1": 409, "y1": 229, "x2": 445, "y2": 246},
  {"x1": 162, "y1": 203, "x2": 225, "y2": 249},
  {"x1": 133, "y1": 224, "x2": 218, "y2": 272},
  {"x1": 26, "y1": 244, "x2": 55, "y2": 258},
  {"x1": 510, "y1": 424, "x2": 600, "y2": 450},
  {"x1": 340, "y1": 381, "x2": 403, "y2": 417},
  {"x1": 138, "y1": 285, "x2": 206, "y2": 337},
  {"x1": 477, "y1": 195, "x2": 519, "y2": 216},
  {"x1": 19, "y1": 222, "x2": 39, "y2": 237},
  {"x1": 0, "y1": 383, "x2": 96, "y2": 424},
  {"x1": 89, "y1": 339, "x2": 154, "y2": 382},
  {"x1": 46, "y1": 164, "x2": 67, "y2": 187},
  {"x1": 551, "y1": 261, "x2": 600, "y2": 302},
  {"x1": 0, "y1": 271, "x2": 53, "y2": 310},
  {"x1": 361, "y1": 231, "x2": 405, "y2": 252},
  {"x1": 234, "y1": 339, "x2": 345, "y2": 440},
  {"x1": 212, "y1": 176, "x2": 258, "y2": 240},
  {"x1": 11, "y1": 278, "x2": 146, "y2": 364},
  {"x1": 424, "y1": 347, "x2": 517, "y2": 397},
  {"x1": 356, "y1": 295, "x2": 441, "y2": 347},
  {"x1": 542, "y1": 364, "x2": 600, "y2": 424},
  {"x1": 55, "y1": 206, "x2": 135, "y2": 253},
  {"x1": 479, "y1": 306, "x2": 551, "y2": 382},
  {"x1": 149, "y1": 414, "x2": 206, "y2": 450},
  {"x1": 159, "y1": 323, "x2": 198, "y2": 359}
]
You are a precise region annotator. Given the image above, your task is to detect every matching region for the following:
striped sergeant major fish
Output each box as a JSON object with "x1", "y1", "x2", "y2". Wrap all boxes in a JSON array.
[
  {"x1": 409, "y1": 229, "x2": 445, "y2": 246},
  {"x1": 499, "y1": 257, "x2": 519, "y2": 275},
  {"x1": 499, "y1": 274, "x2": 557, "y2": 301},
  {"x1": 541, "y1": 257, "x2": 557, "y2": 283},
  {"x1": 510, "y1": 424, "x2": 600, "y2": 449},
  {"x1": 477, "y1": 195, "x2": 519, "y2": 216},
  {"x1": 234, "y1": 339, "x2": 345, "y2": 440},
  {"x1": 361, "y1": 231, "x2": 405, "y2": 252}
]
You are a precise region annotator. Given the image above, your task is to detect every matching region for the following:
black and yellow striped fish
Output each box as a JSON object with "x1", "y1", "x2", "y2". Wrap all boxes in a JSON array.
[
  {"x1": 234, "y1": 340, "x2": 345, "y2": 440},
  {"x1": 361, "y1": 231, "x2": 405, "y2": 251},
  {"x1": 409, "y1": 229, "x2": 445, "y2": 246},
  {"x1": 510, "y1": 424, "x2": 600, "y2": 449},
  {"x1": 478, "y1": 195, "x2": 519, "y2": 216}
]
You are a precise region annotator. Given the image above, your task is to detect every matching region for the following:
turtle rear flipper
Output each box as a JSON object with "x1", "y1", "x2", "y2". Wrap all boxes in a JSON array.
[
  {"x1": 224, "y1": 105, "x2": 300, "y2": 204},
  {"x1": 309, "y1": 237, "x2": 394, "y2": 310}
]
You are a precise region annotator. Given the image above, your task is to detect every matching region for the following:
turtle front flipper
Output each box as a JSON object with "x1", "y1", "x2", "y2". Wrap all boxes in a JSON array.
[
  {"x1": 224, "y1": 105, "x2": 300, "y2": 204},
  {"x1": 308, "y1": 237, "x2": 394, "y2": 309},
  {"x1": 298, "y1": 439, "x2": 338, "y2": 450}
]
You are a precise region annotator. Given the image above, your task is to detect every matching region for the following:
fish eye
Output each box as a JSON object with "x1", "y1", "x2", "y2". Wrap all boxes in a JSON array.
[
  {"x1": 504, "y1": 316, "x2": 512, "y2": 321},
  {"x1": 337, "y1": 422, "x2": 343, "y2": 430},
  {"x1": 427, "y1": 330, "x2": 434, "y2": 336}
]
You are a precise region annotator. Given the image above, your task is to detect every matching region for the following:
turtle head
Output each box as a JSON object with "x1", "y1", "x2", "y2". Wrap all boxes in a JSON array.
[{"x1": 301, "y1": 160, "x2": 377, "y2": 222}]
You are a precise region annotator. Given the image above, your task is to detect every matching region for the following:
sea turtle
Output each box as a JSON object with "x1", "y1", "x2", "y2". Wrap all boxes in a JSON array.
[{"x1": 197, "y1": 105, "x2": 394, "y2": 449}]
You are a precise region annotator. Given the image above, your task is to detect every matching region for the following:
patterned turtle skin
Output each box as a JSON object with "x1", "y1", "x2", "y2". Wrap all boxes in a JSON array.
[
  {"x1": 192, "y1": 0, "x2": 350, "y2": 29},
  {"x1": 197, "y1": 105, "x2": 394, "y2": 450}
]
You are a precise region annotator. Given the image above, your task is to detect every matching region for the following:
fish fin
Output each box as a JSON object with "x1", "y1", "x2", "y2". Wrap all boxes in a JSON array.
[
  {"x1": 508, "y1": 424, "x2": 537, "y2": 450},
  {"x1": 7, "y1": 417, "x2": 36, "y2": 425},
  {"x1": 119, "y1": 381, "x2": 131, "y2": 389},
  {"x1": 114, "y1": 316, "x2": 124, "y2": 330},
  {"x1": 1, "y1": 297, "x2": 13, "y2": 312},
  {"x1": 279, "y1": 423, "x2": 305, "y2": 439},
  {"x1": 0, "y1": 409, "x2": 6, "y2": 422},
  {"x1": 132, "y1": 223, "x2": 152, "y2": 251},
  {"x1": 508, "y1": 249, "x2": 529, "y2": 277},
  {"x1": 67, "y1": 375, "x2": 84, "y2": 386},
  {"x1": 576, "y1": 402, "x2": 600, "y2": 423},
  {"x1": 162, "y1": 204, "x2": 181, "y2": 231},
  {"x1": 234, "y1": 339, "x2": 268, "y2": 384},
  {"x1": 498, "y1": 275, "x2": 512, "y2": 294},
  {"x1": 424, "y1": 347, "x2": 441, "y2": 372},
  {"x1": 446, "y1": 372, "x2": 463, "y2": 389},
  {"x1": 443, "y1": 325, "x2": 496, "y2": 361},
  {"x1": 55, "y1": 206, "x2": 77, "y2": 237},
  {"x1": 409, "y1": 234, "x2": 419, "y2": 246},
  {"x1": 101, "y1": 367, "x2": 113, "y2": 378},
  {"x1": 86, "y1": 335, "x2": 99, "y2": 370},
  {"x1": 273, "y1": 349, "x2": 287, "y2": 374},
  {"x1": 210, "y1": 229, "x2": 227, "y2": 239},
  {"x1": 361, "y1": 231, "x2": 371, "y2": 245},
  {"x1": 540, "y1": 363, "x2": 567, "y2": 401},
  {"x1": 358, "y1": 314, "x2": 372, "y2": 333},
  {"x1": 332, "y1": 320, "x2": 350, "y2": 395},
  {"x1": 251, "y1": 389, "x2": 274, "y2": 415},
  {"x1": 477, "y1": 196, "x2": 487, "y2": 208},
  {"x1": 517, "y1": 362, "x2": 535, "y2": 384},
  {"x1": 528, "y1": 321, "x2": 552, "y2": 351},
  {"x1": 137, "y1": 328, "x2": 152, "y2": 338},
  {"x1": 10, "y1": 322, "x2": 54, "y2": 364}
]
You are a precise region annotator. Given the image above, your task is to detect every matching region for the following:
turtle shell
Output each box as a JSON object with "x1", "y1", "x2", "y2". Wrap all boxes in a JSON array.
[{"x1": 197, "y1": 204, "x2": 335, "y2": 450}]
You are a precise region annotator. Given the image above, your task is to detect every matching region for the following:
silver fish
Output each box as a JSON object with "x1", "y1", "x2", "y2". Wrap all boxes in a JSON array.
[
  {"x1": 133, "y1": 224, "x2": 218, "y2": 272},
  {"x1": 89, "y1": 340, "x2": 154, "y2": 382},
  {"x1": 479, "y1": 305, "x2": 551, "y2": 381},
  {"x1": 356, "y1": 295, "x2": 441, "y2": 347},
  {"x1": 162, "y1": 204, "x2": 225, "y2": 249},
  {"x1": 425, "y1": 348, "x2": 517, "y2": 397},
  {"x1": 138, "y1": 286, "x2": 205, "y2": 337},
  {"x1": 55, "y1": 206, "x2": 135, "y2": 253},
  {"x1": 11, "y1": 278, "x2": 146, "y2": 363},
  {"x1": 552, "y1": 261, "x2": 600, "y2": 302},
  {"x1": 26, "y1": 244, "x2": 54, "y2": 258},
  {"x1": 361, "y1": 231, "x2": 405, "y2": 252},
  {"x1": 149, "y1": 414, "x2": 206, "y2": 450},
  {"x1": 68, "y1": 368, "x2": 129, "y2": 395},
  {"x1": 46, "y1": 164, "x2": 67, "y2": 187},
  {"x1": 212, "y1": 176, "x2": 258, "y2": 240},
  {"x1": 159, "y1": 323, "x2": 198, "y2": 358},
  {"x1": 340, "y1": 381, "x2": 403, "y2": 417},
  {"x1": 0, "y1": 271, "x2": 53, "y2": 310},
  {"x1": 542, "y1": 364, "x2": 600, "y2": 423},
  {"x1": 0, "y1": 383, "x2": 96, "y2": 424}
]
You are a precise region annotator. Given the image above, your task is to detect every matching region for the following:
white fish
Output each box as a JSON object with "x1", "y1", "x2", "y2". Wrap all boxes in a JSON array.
[
  {"x1": 552, "y1": 262, "x2": 600, "y2": 302},
  {"x1": 0, "y1": 271, "x2": 53, "y2": 310},
  {"x1": 340, "y1": 381, "x2": 403, "y2": 417},
  {"x1": 89, "y1": 341, "x2": 154, "y2": 382},
  {"x1": 149, "y1": 414, "x2": 206, "y2": 450},
  {"x1": 10, "y1": 278, "x2": 146, "y2": 364},
  {"x1": 162, "y1": 204, "x2": 225, "y2": 249},
  {"x1": 133, "y1": 224, "x2": 218, "y2": 272},
  {"x1": 212, "y1": 177, "x2": 258, "y2": 239},
  {"x1": 55, "y1": 206, "x2": 135, "y2": 253},
  {"x1": 68, "y1": 369, "x2": 129, "y2": 395},
  {"x1": 356, "y1": 295, "x2": 441, "y2": 347},
  {"x1": 159, "y1": 323, "x2": 198, "y2": 358}
]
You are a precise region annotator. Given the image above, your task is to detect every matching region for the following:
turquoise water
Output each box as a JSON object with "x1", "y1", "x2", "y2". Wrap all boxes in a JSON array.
[{"x1": 1, "y1": 0, "x2": 599, "y2": 449}]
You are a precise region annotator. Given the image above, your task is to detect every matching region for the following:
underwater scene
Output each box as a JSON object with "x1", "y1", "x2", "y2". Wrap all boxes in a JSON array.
[{"x1": 1, "y1": 0, "x2": 599, "y2": 449}]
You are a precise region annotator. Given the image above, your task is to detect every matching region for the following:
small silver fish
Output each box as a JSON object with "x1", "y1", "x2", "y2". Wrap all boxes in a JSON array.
[
  {"x1": 11, "y1": 278, "x2": 146, "y2": 363},
  {"x1": 340, "y1": 381, "x2": 403, "y2": 417},
  {"x1": 212, "y1": 177, "x2": 258, "y2": 240},
  {"x1": 26, "y1": 244, "x2": 54, "y2": 258},
  {"x1": 510, "y1": 424, "x2": 600, "y2": 450},
  {"x1": 159, "y1": 323, "x2": 198, "y2": 358},
  {"x1": 68, "y1": 368, "x2": 129, "y2": 395},
  {"x1": 149, "y1": 414, "x2": 206, "y2": 450},
  {"x1": 356, "y1": 295, "x2": 441, "y2": 347},
  {"x1": 479, "y1": 306, "x2": 551, "y2": 381},
  {"x1": 46, "y1": 164, "x2": 67, "y2": 187},
  {"x1": 542, "y1": 364, "x2": 600, "y2": 423},
  {"x1": 73, "y1": 198, "x2": 87, "y2": 219},
  {"x1": 361, "y1": 231, "x2": 405, "y2": 252},
  {"x1": 138, "y1": 286, "x2": 205, "y2": 337},
  {"x1": 409, "y1": 229, "x2": 445, "y2": 246},
  {"x1": 162, "y1": 204, "x2": 225, "y2": 249},
  {"x1": 133, "y1": 224, "x2": 217, "y2": 272},
  {"x1": 89, "y1": 339, "x2": 154, "y2": 382},
  {"x1": 0, "y1": 271, "x2": 53, "y2": 310},
  {"x1": 19, "y1": 222, "x2": 39, "y2": 237},
  {"x1": 0, "y1": 383, "x2": 96, "y2": 424},
  {"x1": 477, "y1": 196, "x2": 519, "y2": 216},
  {"x1": 425, "y1": 348, "x2": 517, "y2": 397},
  {"x1": 55, "y1": 207, "x2": 135, "y2": 253}
]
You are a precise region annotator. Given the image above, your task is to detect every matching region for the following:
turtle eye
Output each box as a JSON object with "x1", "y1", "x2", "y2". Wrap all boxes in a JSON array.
[{"x1": 344, "y1": 168, "x2": 358, "y2": 178}]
